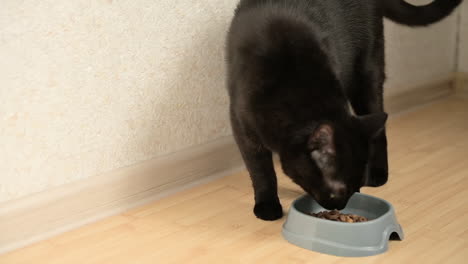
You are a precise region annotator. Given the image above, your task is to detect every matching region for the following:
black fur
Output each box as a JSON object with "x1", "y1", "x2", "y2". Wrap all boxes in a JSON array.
[
  {"x1": 384, "y1": 0, "x2": 463, "y2": 26},
  {"x1": 225, "y1": 0, "x2": 462, "y2": 220}
]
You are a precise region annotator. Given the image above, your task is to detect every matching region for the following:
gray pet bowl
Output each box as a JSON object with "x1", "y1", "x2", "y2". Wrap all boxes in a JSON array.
[{"x1": 282, "y1": 193, "x2": 404, "y2": 257}]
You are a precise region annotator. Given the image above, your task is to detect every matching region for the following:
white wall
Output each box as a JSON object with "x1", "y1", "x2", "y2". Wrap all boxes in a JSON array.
[
  {"x1": 459, "y1": 1, "x2": 468, "y2": 72},
  {"x1": 384, "y1": 0, "x2": 459, "y2": 95},
  {"x1": 0, "y1": 0, "x2": 462, "y2": 203}
]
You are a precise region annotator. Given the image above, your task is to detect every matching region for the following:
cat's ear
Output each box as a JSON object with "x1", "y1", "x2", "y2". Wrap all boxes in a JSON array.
[
  {"x1": 308, "y1": 124, "x2": 335, "y2": 155},
  {"x1": 356, "y1": 112, "x2": 388, "y2": 138}
]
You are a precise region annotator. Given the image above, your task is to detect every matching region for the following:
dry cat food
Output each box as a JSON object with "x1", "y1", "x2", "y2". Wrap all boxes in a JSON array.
[{"x1": 309, "y1": 210, "x2": 368, "y2": 223}]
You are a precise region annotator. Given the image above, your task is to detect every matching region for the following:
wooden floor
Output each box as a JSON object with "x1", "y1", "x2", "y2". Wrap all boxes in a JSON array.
[{"x1": 2, "y1": 97, "x2": 468, "y2": 264}]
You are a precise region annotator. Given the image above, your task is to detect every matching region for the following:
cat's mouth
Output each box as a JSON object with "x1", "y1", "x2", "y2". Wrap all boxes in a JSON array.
[
  {"x1": 319, "y1": 199, "x2": 348, "y2": 210},
  {"x1": 308, "y1": 190, "x2": 352, "y2": 210}
]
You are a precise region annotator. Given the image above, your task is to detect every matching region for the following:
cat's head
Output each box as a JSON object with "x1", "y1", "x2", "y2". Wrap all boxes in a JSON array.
[{"x1": 279, "y1": 112, "x2": 387, "y2": 210}]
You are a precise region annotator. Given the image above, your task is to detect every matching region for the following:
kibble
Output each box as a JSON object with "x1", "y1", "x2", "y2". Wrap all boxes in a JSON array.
[{"x1": 309, "y1": 210, "x2": 368, "y2": 223}]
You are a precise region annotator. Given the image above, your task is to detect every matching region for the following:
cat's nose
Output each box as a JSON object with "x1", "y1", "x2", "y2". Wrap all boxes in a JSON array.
[
  {"x1": 321, "y1": 182, "x2": 350, "y2": 210},
  {"x1": 326, "y1": 180, "x2": 347, "y2": 198}
]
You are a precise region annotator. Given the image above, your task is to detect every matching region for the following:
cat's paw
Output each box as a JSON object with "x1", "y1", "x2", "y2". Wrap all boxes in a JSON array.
[
  {"x1": 366, "y1": 166, "x2": 388, "y2": 187},
  {"x1": 253, "y1": 200, "x2": 283, "y2": 221}
]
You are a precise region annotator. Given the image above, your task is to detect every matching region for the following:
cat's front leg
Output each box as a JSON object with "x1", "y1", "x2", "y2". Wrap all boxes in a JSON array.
[
  {"x1": 231, "y1": 115, "x2": 283, "y2": 220},
  {"x1": 353, "y1": 110, "x2": 389, "y2": 187},
  {"x1": 349, "y1": 58, "x2": 388, "y2": 187},
  {"x1": 366, "y1": 129, "x2": 388, "y2": 186}
]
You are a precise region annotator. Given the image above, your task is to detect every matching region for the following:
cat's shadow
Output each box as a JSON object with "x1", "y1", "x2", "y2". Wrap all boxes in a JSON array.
[{"x1": 133, "y1": 10, "x2": 232, "y2": 163}]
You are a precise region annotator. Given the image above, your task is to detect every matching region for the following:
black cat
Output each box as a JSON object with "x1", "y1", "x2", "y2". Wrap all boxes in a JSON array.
[{"x1": 226, "y1": 0, "x2": 462, "y2": 221}]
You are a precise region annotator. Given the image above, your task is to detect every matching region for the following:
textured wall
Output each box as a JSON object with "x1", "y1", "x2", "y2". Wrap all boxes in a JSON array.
[
  {"x1": 0, "y1": 0, "x2": 461, "y2": 203},
  {"x1": 0, "y1": 0, "x2": 236, "y2": 203},
  {"x1": 459, "y1": 1, "x2": 468, "y2": 72}
]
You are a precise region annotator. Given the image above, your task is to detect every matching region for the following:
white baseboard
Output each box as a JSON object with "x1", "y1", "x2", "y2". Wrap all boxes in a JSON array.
[
  {"x1": 0, "y1": 73, "x2": 460, "y2": 255},
  {"x1": 384, "y1": 74, "x2": 455, "y2": 114},
  {"x1": 0, "y1": 136, "x2": 244, "y2": 254},
  {"x1": 454, "y1": 72, "x2": 468, "y2": 97}
]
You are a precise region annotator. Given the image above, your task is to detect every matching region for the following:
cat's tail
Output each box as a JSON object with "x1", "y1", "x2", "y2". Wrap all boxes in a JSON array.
[{"x1": 383, "y1": 0, "x2": 462, "y2": 26}]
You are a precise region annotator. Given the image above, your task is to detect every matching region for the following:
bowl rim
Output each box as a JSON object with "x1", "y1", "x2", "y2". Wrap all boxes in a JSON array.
[{"x1": 291, "y1": 193, "x2": 394, "y2": 225}]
